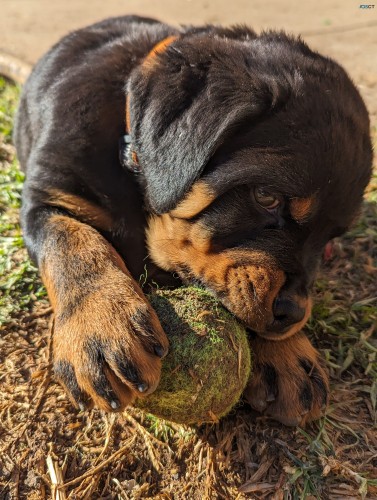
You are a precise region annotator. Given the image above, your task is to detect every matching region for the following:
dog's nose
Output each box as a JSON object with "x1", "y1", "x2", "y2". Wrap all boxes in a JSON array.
[{"x1": 269, "y1": 295, "x2": 306, "y2": 333}]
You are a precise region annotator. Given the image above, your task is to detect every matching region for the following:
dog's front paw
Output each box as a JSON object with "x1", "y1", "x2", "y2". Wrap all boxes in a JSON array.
[
  {"x1": 244, "y1": 333, "x2": 329, "y2": 426},
  {"x1": 53, "y1": 280, "x2": 168, "y2": 411}
]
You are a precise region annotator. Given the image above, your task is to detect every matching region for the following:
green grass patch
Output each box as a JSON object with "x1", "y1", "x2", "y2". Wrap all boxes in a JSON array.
[
  {"x1": 0, "y1": 77, "x2": 46, "y2": 325},
  {"x1": 0, "y1": 77, "x2": 20, "y2": 139}
]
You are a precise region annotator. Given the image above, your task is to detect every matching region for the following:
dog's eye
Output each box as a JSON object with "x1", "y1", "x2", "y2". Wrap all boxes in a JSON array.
[{"x1": 253, "y1": 187, "x2": 281, "y2": 210}]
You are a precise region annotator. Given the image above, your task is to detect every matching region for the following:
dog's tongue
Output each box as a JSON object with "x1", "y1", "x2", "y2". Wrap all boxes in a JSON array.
[{"x1": 323, "y1": 241, "x2": 334, "y2": 262}]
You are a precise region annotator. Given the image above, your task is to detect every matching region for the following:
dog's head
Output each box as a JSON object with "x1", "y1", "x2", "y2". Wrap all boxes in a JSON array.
[{"x1": 127, "y1": 29, "x2": 372, "y2": 339}]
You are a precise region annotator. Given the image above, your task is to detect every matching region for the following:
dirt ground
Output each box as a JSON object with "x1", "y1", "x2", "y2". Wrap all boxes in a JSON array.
[{"x1": 0, "y1": 2, "x2": 377, "y2": 499}]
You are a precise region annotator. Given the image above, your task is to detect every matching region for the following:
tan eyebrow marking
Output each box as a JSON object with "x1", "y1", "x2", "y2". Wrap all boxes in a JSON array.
[
  {"x1": 170, "y1": 180, "x2": 216, "y2": 219},
  {"x1": 290, "y1": 195, "x2": 317, "y2": 223}
]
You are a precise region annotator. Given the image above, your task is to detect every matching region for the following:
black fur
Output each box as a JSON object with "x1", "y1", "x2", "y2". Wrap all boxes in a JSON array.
[
  {"x1": 54, "y1": 360, "x2": 88, "y2": 409},
  {"x1": 15, "y1": 16, "x2": 372, "y2": 285},
  {"x1": 261, "y1": 363, "x2": 279, "y2": 400},
  {"x1": 14, "y1": 15, "x2": 372, "y2": 418},
  {"x1": 299, "y1": 381, "x2": 314, "y2": 411}
]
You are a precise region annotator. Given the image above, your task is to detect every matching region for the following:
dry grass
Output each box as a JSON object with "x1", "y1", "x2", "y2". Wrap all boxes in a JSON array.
[{"x1": 0, "y1": 77, "x2": 376, "y2": 499}]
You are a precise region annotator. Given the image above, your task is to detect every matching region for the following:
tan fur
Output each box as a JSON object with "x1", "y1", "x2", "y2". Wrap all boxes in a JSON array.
[
  {"x1": 290, "y1": 195, "x2": 317, "y2": 223},
  {"x1": 147, "y1": 207, "x2": 313, "y2": 337},
  {"x1": 170, "y1": 181, "x2": 216, "y2": 219},
  {"x1": 125, "y1": 93, "x2": 131, "y2": 132},
  {"x1": 147, "y1": 213, "x2": 288, "y2": 332},
  {"x1": 124, "y1": 36, "x2": 178, "y2": 167},
  {"x1": 41, "y1": 214, "x2": 168, "y2": 411},
  {"x1": 245, "y1": 333, "x2": 329, "y2": 426},
  {"x1": 142, "y1": 35, "x2": 178, "y2": 70},
  {"x1": 45, "y1": 189, "x2": 113, "y2": 231}
]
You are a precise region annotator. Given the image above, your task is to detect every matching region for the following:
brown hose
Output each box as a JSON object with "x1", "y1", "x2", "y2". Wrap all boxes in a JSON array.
[{"x1": 0, "y1": 51, "x2": 32, "y2": 85}]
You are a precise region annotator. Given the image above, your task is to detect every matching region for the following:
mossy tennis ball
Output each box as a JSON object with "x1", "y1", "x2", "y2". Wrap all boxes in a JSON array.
[{"x1": 135, "y1": 287, "x2": 252, "y2": 424}]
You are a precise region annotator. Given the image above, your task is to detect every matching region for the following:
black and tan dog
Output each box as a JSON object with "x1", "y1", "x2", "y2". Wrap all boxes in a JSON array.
[{"x1": 14, "y1": 15, "x2": 372, "y2": 425}]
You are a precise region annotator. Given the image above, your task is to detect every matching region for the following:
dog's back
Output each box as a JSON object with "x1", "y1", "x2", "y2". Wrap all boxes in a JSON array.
[{"x1": 14, "y1": 15, "x2": 176, "y2": 171}]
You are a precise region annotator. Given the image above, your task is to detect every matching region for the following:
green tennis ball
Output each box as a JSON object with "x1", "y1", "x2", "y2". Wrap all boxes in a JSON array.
[{"x1": 136, "y1": 287, "x2": 252, "y2": 424}]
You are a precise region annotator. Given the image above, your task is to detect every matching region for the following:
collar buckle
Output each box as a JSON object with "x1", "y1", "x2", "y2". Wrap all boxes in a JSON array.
[{"x1": 119, "y1": 134, "x2": 141, "y2": 173}]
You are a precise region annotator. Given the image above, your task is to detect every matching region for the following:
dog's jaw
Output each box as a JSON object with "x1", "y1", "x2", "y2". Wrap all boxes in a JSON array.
[{"x1": 146, "y1": 212, "x2": 312, "y2": 338}]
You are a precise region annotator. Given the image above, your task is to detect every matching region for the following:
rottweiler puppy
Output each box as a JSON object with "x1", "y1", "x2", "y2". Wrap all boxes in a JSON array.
[{"x1": 14, "y1": 15, "x2": 372, "y2": 425}]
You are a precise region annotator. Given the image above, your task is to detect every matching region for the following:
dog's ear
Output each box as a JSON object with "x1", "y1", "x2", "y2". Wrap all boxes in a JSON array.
[{"x1": 127, "y1": 37, "x2": 280, "y2": 213}]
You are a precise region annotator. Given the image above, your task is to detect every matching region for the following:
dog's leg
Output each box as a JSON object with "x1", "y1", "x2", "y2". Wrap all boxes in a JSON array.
[
  {"x1": 22, "y1": 206, "x2": 168, "y2": 411},
  {"x1": 244, "y1": 333, "x2": 329, "y2": 426}
]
